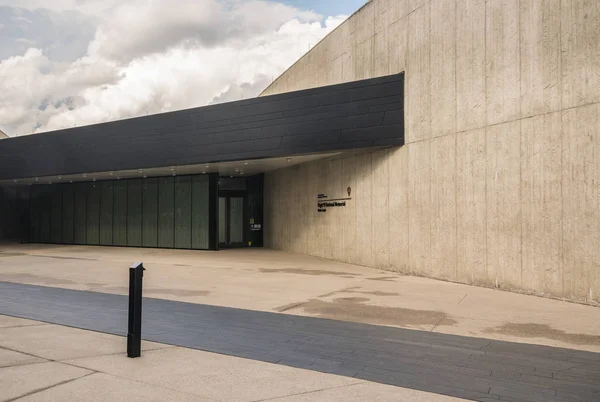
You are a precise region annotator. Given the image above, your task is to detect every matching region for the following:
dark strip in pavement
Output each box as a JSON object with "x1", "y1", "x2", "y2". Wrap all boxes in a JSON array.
[{"x1": 0, "y1": 282, "x2": 599, "y2": 402}]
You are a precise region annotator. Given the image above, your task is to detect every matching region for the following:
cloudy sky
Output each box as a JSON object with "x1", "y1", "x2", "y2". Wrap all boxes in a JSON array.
[{"x1": 0, "y1": 0, "x2": 365, "y2": 137}]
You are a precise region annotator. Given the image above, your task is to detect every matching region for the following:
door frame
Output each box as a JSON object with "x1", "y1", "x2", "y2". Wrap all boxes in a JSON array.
[{"x1": 218, "y1": 191, "x2": 246, "y2": 248}]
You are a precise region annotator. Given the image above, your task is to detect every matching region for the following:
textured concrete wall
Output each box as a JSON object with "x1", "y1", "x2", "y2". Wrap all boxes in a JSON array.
[{"x1": 262, "y1": 0, "x2": 600, "y2": 305}]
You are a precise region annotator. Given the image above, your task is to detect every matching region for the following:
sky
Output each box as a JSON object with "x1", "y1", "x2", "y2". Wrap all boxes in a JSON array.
[{"x1": 0, "y1": 0, "x2": 366, "y2": 136}]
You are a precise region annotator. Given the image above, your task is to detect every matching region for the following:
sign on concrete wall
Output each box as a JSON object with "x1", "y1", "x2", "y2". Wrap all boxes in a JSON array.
[{"x1": 317, "y1": 190, "x2": 352, "y2": 213}]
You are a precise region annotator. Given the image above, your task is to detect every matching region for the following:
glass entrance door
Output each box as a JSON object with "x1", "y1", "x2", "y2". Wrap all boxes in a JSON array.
[{"x1": 218, "y1": 196, "x2": 244, "y2": 247}]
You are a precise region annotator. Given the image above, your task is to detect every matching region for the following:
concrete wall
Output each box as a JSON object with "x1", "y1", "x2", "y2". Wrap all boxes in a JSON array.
[{"x1": 261, "y1": 0, "x2": 600, "y2": 305}]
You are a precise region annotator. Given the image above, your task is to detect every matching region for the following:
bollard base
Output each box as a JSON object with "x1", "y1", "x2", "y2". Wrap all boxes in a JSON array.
[{"x1": 127, "y1": 333, "x2": 141, "y2": 358}]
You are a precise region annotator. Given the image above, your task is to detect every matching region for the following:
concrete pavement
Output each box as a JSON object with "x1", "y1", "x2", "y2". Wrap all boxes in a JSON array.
[
  {"x1": 2, "y1": 282, "x2": 600, "y2": 401},
  {"x1": 0, "y1": 244, "x2": 599, "y2": 353},
  {"x1": 0, "y1": 315, "x2": 462, "y2": 402}
]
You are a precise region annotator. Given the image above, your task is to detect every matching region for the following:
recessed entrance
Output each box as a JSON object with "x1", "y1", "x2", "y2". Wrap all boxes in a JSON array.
[{"x1": 219, "y1": 196, "x2": 244, "y2": 248}]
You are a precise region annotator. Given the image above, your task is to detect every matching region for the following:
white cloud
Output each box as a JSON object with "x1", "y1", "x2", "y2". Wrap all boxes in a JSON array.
[
  {"x1": 0, "y1": 1, "x2": 346, "y2": 136},
  {"x1": 15, "y1": 37, "x2": 35, "y2": 45},
  {"x1": 0, "y1": 0, "x2": 119, "y2": 16}
]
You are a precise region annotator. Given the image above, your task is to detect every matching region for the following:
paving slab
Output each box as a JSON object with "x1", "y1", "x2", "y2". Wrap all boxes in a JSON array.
[
  {"x1": 0, "y1": 361, "x2": 91, "y2": 402},
  {"x1": 0, "y1": 323, "x2": 174, "y2": 361},
  {"x1": 65, "y1": 347, "x2": 362, "y2": 402},
  {"x1": 0, "y1": 348, "x2": 46, "y2": 368},
  {"x1": 0, "y1": 315, "x2": 48, "y2": 329},
  {"x1": 0, "y1": 316, "x2": 457, "y2": 402},
  {"x1": 15, "y1": 372, "x2": 214, "y2": 402},
  {"x1": 266, "y1": 382, "x2": 464, "y2": 401}
]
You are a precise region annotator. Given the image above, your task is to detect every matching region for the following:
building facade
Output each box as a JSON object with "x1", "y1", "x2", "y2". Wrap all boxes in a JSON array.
[
  {"x1": 0, "y1": 74, "x2": 403, "y2": 252},
  {"x1": 0, "y1": 0, "x2": 598, "y2": 306},
  {"x1": 261, "y1": 0, "x2": 600, "y2": 305}
]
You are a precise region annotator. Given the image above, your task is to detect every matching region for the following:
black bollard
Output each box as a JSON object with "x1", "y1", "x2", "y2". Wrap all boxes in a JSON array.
[{"x1": 127, "y1": 262, "x2": 145, "y2": 358}]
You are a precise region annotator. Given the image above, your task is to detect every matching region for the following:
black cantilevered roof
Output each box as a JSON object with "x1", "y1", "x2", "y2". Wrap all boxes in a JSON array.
[{"x1": 0, "y1": 73, "x2": 404, "y2": 181}]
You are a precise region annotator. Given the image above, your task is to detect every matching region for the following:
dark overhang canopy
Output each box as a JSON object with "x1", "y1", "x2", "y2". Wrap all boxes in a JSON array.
[{"x1": 0, "y1": 73, "x2": 404, "y2": 181}]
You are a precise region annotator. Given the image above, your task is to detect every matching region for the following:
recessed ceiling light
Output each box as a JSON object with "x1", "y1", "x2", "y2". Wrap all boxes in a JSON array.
[
  {"x1": 117, "y1": 177, "x2": 121, "y2": 180},
  {"x1": 244, "y1": 162, "x2": 249, "y2": 165},
  {"x1": 82, "y1": 173, "x2": 87, "y2": 178},
  {"x1": 13, "y1": 179, "x2": 17, "y2": 183},
  {"x1": 202, "y1": 171, "x2": 206, "y2": 174},
  {"x1": 170, "y1": 168, "x2": 175, "y2": 171},
  {"x1": 143, "y1": 175, "x2": 147, "y2": 178},
  {"x1": 235, "y1": 169, "x2": 239, "y2": 172},
  {"x1": 58, "y1": 176, "x2": 62, "y2": 180},
  {"x1": 286, "y1": 158, "x2": 292, "y2": 162},
  {"x1": 109, "y1": 172, "x2": 114, "y2": 176},
  {"x1": 35, "y1": 177, "x2": 38, "y2": 181},
  {"x1": 92, "y1": 178, "x2": 96, "y2": 182},
  {"x1": 240, "y1": 172, "x2": 244, "y2": 175},
  {"x1": 172, "y1": 173, "x2": 176, "y2": 176},
  {"x1": 204, "y1": 164, "x2": 209, "y2": 168},
  {"x1": 69, "y1": 180, "x2": 73, "y2": 183},
  {"x1": 230, "y1": 175, "x2": 233, "y2": 178}
]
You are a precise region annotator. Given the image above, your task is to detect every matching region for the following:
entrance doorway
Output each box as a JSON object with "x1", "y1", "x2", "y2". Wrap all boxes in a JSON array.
[{"x1": 219, "y1": 196, "x2": 244, "y2": 247}]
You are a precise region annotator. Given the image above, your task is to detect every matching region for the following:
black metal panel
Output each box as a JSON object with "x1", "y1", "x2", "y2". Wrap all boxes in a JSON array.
[
  {"x1": 174, "y1": 176, "x2": 192, "y2": 249},
  {"x1": 73, "y1": 183, "x2": 87, "y2": 244},
  {"x1": 191, "y1": 175, "x2": 209, "y2": 250},
  {"x1": 99, "y1": 181, "x2": 114, "y2": 245},
  {"x1": 0, "y1": 74, "x2": 404, "y2": 180},
  {"x1": 113, "y1": 181, "x2": 128, "y2": 246},
  {"x1": 86, "y1": 182, "x2": 100, "y2": 245},
  {"x1": 50, "y1": 186, "x2": 63, "y2": 243},
  {"x1": 127, "y1": 179, "x2": 143, "y2": 247},
  {"x1": 62, "y1": 185, "x2": 74, "y2": 244},
  {"x1": 158, "y1": 177, "x2": 175, "y2": 248},
  {"x1": 39, "y1": 186, "x2": 52, "y2": 243},
  {"x1": 0, "y1": 186, "x2": 29, "y2": 241},
  {"x1": 29, "y1": 186, "x2": 41, "y2": 243},
  {"x1": 142, "y1": 178, "x2": 158, "y2": 248},
  {"x1": 208, "y1": 174, "x2": 219, "y2": 250}
]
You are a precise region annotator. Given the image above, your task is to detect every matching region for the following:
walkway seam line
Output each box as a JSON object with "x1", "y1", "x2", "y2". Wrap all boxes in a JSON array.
[
  {"x1": 96, "y1": 370, "x2": 225, "y2": 401},
  {"x1": 250, "y1": 381, "x2": 365, "y2": 402},
  {"x1": 4, "y1": 371, "x2": 95, "y2": 402},
  {"x1": 0, "y1": 323, "x2": 51, "y2": 329}
]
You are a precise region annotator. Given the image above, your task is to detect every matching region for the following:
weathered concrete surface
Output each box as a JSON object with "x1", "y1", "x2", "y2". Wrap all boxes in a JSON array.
[
  {"x1": 486, "y1": 121, "x2": 522, "y2": 291},
  {"x1": 0, "y1": 315, "x2": 464, "y2": 402},
  {"x1": 521, "y1": 112, "x2": 563, "y2": 297},
  {"x1": 2, "y1": 285, "x2": 600, "y2": 402},
  {"x1": 455, "y1": 0, "x2": 486, "y2": 132},
  {"x1": 0, "y1": 361, "x2": 92, "y2": 402},
  {"x1": 520, "y1": 0, "x2": 561, "y2": 117},
  {"x1": 456, "y1": 128, "x2": 487, "y2": 285},
  {"x1": 561, "y1": 103, "x2": 600, "y2": 303},
  {"x1": 485, "y1": 0, "x2": 520, "y2": 126},
  {"x1": 561, "y1": 0, "x2": 600, "y2": 108},
  {"x1": 261, "y1": 0, "x2": 600, "y2": 305},
  {"x1": 430, "y1": 0, "x2": 456, "y2": 137},
  {"x1": 0, "y1": 323, "x2": 172, "y2": 361},
  {"x1": 1, "y1": 244, "x2": 599, "y2": 353}
]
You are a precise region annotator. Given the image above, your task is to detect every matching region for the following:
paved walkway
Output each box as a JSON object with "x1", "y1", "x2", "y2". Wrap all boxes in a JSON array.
[
  {"x1": 1, "y1": 244, "x2": 599, "y2": 354},
  {"x1": 1, "y1": 315, "x2": 458, "y2": 402},
  {"x1": 1, "y1": 282, "x2": 599, "y2": 402}
]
